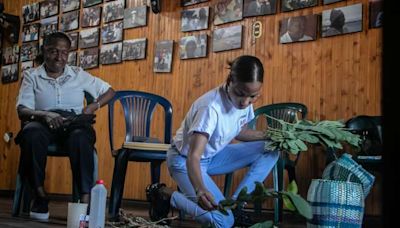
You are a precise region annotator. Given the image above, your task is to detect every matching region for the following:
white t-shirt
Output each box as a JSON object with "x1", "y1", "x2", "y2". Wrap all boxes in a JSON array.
[{"x1": 173, "y1": 84, "x2": 255, "y2": 159}]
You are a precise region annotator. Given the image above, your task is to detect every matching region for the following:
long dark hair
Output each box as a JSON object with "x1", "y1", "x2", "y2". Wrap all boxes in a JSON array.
[{"x1": 227, "y1": 55, "x2": 264, "y2": 85}]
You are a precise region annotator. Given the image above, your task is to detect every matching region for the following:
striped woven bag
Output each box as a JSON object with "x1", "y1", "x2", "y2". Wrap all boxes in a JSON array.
[{"x1": 307, "y1": 179, "x2": 365, "y2": 228}]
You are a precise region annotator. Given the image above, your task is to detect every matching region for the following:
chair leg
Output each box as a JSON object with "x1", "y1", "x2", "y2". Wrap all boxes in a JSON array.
[
  {"x1": 273, "y1": 155, "x2": 284, "y2": 225},
  {"x1": 108, "y1": 150, "x2": 129, "y2": 219},
  {"x1": 150, "y1": 161, "x2": 162, "y2": 184},
  {"x1": 223, "y1": 172, "x2": 233, "y2": 197}
]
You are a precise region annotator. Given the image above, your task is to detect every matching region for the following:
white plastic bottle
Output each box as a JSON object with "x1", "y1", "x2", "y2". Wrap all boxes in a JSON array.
[{"x1": 89, "y1": 180, "x2": 107, "y2": 228}]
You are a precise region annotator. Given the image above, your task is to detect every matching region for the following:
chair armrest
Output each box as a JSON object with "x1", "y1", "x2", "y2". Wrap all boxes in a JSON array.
[{"x1": 123, "y1": 142, "x2": 171, "y2": 151}]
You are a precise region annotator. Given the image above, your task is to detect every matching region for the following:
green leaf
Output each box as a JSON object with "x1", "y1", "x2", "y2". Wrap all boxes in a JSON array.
[
  {"x1": 237, "y1": 187, "x2": 248, "y2": 201},
  {"x1": 281, "y1": 192, "x2": 313, "y2": 219},
  {"x1": 283, "y1": 180, "x2": 298, "y2": 211},
  {"x1": 249, "y1": 221, "x2": 274, "y2": 228}
]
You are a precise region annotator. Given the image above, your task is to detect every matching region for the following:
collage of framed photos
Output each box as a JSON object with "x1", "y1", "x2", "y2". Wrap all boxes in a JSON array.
[{"x1": 1, "y1": 0, "x2": 383, "y2": 83}]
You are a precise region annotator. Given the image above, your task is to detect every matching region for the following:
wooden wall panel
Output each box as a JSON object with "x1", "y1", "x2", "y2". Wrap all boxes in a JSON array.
[{"x1": 0, "y1": 0, "x2": 382, "y2": 215}]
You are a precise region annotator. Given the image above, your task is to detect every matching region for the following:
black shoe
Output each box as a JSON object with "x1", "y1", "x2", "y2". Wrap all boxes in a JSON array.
[
  {"x1": 233, "y1": 205, "x2": 254, "y2": 227},
  {"x1": 30, "y1": 197, "x2": 49, "y2": 220},
  {"x1": 145, "y1": 183, "x2": 171, "y2": 225}
]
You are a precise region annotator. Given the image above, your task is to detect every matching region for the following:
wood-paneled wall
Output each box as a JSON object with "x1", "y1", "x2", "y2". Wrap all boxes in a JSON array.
[{"x1": 0, "y1": 0, "x2": 382, "y2": 215}]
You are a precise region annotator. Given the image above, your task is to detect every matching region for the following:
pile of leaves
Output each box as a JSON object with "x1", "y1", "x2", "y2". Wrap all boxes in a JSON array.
[
  {"x1": 264, "y1": 115, "x2": 362, "y2": 155},
  {"x1": 218, "y1": 182, "x2": 312, "y2": 228},
  {"x1": 107, "y1": 209, "x2": 177, "y2": 228}
]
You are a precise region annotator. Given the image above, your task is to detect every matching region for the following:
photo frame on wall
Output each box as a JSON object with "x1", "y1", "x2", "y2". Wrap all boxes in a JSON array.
[
  {"x1": 40, "y1": 16, "x2": 58, "y2": 38},
  {"x1": 21, "y1": 61, "x2": 34, "y2": 72},
  {"x1": 102, "y1": 21, "x2": 123, "y2": 44},
  {"x1": 82, "y1": 6, "x2": 102, "y2": 28},
  {"x1": 181, "y1": 7, "x2": 209, "y2": 32},
  {"x1": 68, "y1": 51, "x2": 78, "y2": 66},
  {"x1": 40, "y1": 0, "x2": 59, "y2": 19},
  {"x1": 2, "y1": 45, "x2": 20, "y2": 65},
  {"x1": 179, "y1": 34, "x2": 207, "y2": 59},
  {"x1": 279, "y1": 14, "x2": 318, "y2": 44},
  {"x1": 62, "y1": 0, "x2": 80, "y2": 13},
  {"x1": 369, "y1": 0, "x2": 383, "y2": 28},
  {"x1": 323, "y1": 0, "x2": 345, "y2": 5},
  {"x1": 212, "y1": 25, "x2": 242, "y2": 52},
  {"x1": 103, "y1": 0, "x2": 124, "y2": 23},
  {"x1": 122, "y1": 38, "x2": 147, "y2": 60},
  {"x1": 153, "y1": 40, "x2": 173, "y2": 73},
  {"x1": 321, "y1": 3, "x2": 363, "y2": 38},
  {"x1": 61, "y1": 10, "x2": 80, "y2": 32},
  {"x1": 214, "y1": 0, "x2": 243, "y2": 25},
  {"x1": 67, "y1": 32, "x2": 79, "y2": 51},
  {"x1": 79, "y1": 48, "x2": 99, "y2": 69},
  {"x1": 123, "y1": 6, "x2": 147, "y2": 29},
  {"x1": 83, "y1": 0, "x2": 103, "y2": 8},
  {"x1": 22, "y1": 23, "x2": 40, "y2": 42},
  {"x1": 2, "y1": 63, "x2": 19, "y2": 84},
  {"x1": 243, "y1": 0, "x2": 277, "y2": 17},
  {"x1": 79, "y1": 28, "x2": 100, "y2": 49},
  {"x1": 22, "y1": 3, "x2": 40, "y2": 23},
  {"x1": 100, "y1": 42, "x2": 122, "y2": 65},
  {"x1": 181, "y1": 0, "x2": 208, "y2": 7},
  {"x1": 281, "y1": 0, "x2": 318, "y2": 12},
  {"x1": 21, "y1": 42, "x2": 39, "y2": 62}
]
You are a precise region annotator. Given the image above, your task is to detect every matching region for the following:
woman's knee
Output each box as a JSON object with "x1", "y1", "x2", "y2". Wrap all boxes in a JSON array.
[{"x1": 209, "y1": 211, "x2": 234, "y2": 228}]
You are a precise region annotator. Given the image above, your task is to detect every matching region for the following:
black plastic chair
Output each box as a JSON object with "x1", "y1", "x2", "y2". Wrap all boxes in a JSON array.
[
  {"x1": 107, "y1": 90, "x2": 173, "y2": 219},
  {"x1": 223, "y1": 102, "x2": 308, "y2": 224}
]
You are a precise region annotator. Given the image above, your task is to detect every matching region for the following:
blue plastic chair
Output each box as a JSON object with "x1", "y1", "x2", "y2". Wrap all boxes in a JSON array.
[
  {"x1": 12, "y1": 92, "x2": 99, "y2": 217},
  {"x1": 107, "y1": 90, "x2": 173, "y2": 219},
  {"x1": 223, "y1": 102, "x2": 308, "y2": 224}
]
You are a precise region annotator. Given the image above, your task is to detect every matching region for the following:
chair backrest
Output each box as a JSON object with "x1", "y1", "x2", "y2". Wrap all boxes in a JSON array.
[
  {"x1": 346, "y1": 115, "x2": 382, "y2": 156},
  {"x1": 249, "y1": 102, "x2": 308, "y2": 129},
  {"x1": 107, "y1": 90, "x2": 173, "y2": 152}
]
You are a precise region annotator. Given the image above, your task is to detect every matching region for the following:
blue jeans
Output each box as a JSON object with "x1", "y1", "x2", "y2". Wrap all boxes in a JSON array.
[{"x1": 167, "y1": 141, "x2": 279, "y2": 228}]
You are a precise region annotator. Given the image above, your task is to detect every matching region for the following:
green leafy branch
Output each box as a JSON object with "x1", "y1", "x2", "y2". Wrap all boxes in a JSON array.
[
  {"x1": 264, "y1": 115, "x2": 362, "y2": 155},
  {"x1": 218, "y1": 182, "x2": 312, "y2": 228}
]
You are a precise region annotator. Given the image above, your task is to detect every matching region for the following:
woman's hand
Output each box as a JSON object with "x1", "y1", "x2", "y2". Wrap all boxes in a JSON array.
[
  {"x1": 82, "y1": 103, "x2": 98, "y2": 114},
  {"x1": 43, "y1": 111, "x2": 65, "y2": 129},
  {"x1": 196, "y1": 188, "x2": 218, "y2": 211}
]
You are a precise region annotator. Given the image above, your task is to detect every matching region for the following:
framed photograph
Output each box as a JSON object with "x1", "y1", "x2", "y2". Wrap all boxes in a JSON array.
[
  {"x1": 181, "y1": 7, "x2": 209, "y2": 32},
  {"x1": 369, "y1": 0, "x2": 383, "y2": 28},
  {"x1": 40, "y1": 0, "x2": 59, "y2": 18},
  {"x1": 82, "y1": 6, "x2": 102, "y2": 28},
  {"x1": 212, "y1": 25, "x2": 242, "y2": 52},
  {"x1": 1, "y1": 63, "x2": 19, "y2": 84},
  {"x1": 180, "y1": 34, "x2": 207, "y2": 59},
  {"x1": 21, "y1": 42, "x2": 39, "y2": 62},
  {"x1": 321, "y1": 3, "x2": 363, "y2": 38},
  {"x1": 62, "y1": 0, "x2": 80, "y2": 13},
  {"x1": 21, "y1": 61, "x2": 34, "y2": 72},
  {"x1": 103, "y1": 0, "x2": 125, "y2": 23},
  {"x1": 153, "y1": 40, "x2": 174, "y2": 73},
  {"x1": 68, "y1": 51, "x2": 78, "y2": 66},
  {"x1": 281, "y1": 0, "x2": 318, "y2": 12},
  {"x1": 22, "y1": 3, "x2": 40, "y2": 23},
  {"x1": 181, "y1": 0, "x2": 208, "y2": 7},
  {"x1": 214, "y1": 0, "x2": 243, "y2": 25},
  {"x1": 100, "y1": 42, "x2": 122, "y2": 65},
  {"x1": 122, "y1": 38, "x2": 147, "y2": 60},
  {"x1": 124, "y1": 6, "x2": 147, "y2": 29},
  {"x1": 243, "y1": 0, "x2": 277, "y2": 17},
  {"x1": 102, "y1": 21, "x2": 123, "y2": 44},
  {"x1": 79, "y1": 28, "x2": 100, "y2": 49},
  {"x1": 61, "y1": 10, "x2": 80, "y2": 32},
  {"x1": 2, "y1": 45, "x2": 20, "y2": 65},
  {"x1": 67, "y1": 32, "x2": 79, "y2": 51},
  {"x1": 323, "y1": 0, "x2": 345, "y2": 5},
  {"x1": 83, "y1": 0, "x2": 103, "y2": 8},
  {"x1": 279, "y1": 15, "x2": 318, "y2": 44},
  {"x1": 40, "y1": 16, "x2": 58, "y2": 38},
  {"x1": 22, "y1": 23, "x2": 40, "y2": 42},
  {"x1": 79, "y1": 48, "x2": 99, "y2": 69}
]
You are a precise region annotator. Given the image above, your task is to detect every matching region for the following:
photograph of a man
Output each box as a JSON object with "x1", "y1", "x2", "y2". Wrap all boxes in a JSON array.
[
  {"x1": 279, "y1": 15, "x2": 317, "y2": 44},
  {"x1": 243, "y1": 0, "x2": 276, "y2": 17},
  {"x1": 321, "y1": 3, "x2": 362, "y2": 37}
]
